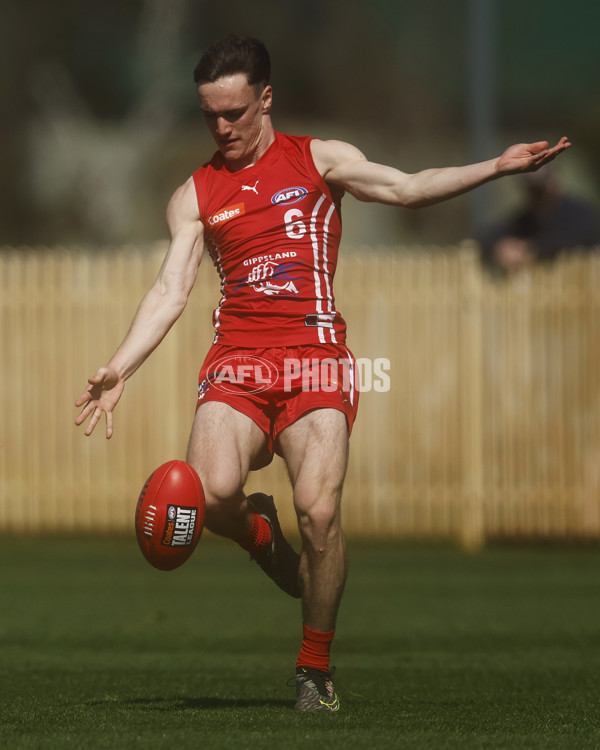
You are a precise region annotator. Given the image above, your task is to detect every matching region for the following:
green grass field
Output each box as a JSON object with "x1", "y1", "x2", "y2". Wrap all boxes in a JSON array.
[{"x1": 1, "y1": 535, "x2": 599, "y2": 749}]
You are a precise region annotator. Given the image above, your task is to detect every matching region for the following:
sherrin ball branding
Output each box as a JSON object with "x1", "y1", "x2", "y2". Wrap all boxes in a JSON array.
[
  {"x1": 135, "y1": 460, "x2": 205, "y2": 571},
  {"x1": 161, "y1": 505, "x2": 198, "y2": 547}
]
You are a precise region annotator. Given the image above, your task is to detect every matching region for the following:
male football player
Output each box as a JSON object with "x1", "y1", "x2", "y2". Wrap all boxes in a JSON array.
[{"x1": 76, "y1": 35, "x2": 570, "y2": 712}]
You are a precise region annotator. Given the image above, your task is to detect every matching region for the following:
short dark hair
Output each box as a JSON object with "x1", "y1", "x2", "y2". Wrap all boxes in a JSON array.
[{"x1": 193, "y1": 35, "x2": 271, "y2": 89}]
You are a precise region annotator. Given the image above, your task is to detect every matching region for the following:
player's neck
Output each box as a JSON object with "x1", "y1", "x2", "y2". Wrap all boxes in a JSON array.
[{"x1": 223, "y1": 121, "x2": 276, "y2": 172}]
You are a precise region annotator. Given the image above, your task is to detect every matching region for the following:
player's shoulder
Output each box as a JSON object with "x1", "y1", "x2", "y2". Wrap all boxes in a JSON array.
[
  {"x1": 310, "y1": 138, "x2": 367, "y2": 177},
  {"x1": 166, "y1": 177, "x2": 200, "y2": 226}
]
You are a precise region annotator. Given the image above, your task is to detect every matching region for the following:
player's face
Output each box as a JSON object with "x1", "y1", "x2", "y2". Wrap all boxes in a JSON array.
[{"x1": 198, "y1": 73, "x2": 272, "y2": 167}]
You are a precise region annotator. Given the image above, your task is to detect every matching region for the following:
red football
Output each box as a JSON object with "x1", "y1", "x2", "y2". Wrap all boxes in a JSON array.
[{"x1": 135, "y1": 460, "x2": 205, "y2": 571}]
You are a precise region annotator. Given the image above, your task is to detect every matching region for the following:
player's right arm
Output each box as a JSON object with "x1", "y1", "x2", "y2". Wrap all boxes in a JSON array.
[{"x1": 75, "y1": 177, "x2": 204, "y2": 438}]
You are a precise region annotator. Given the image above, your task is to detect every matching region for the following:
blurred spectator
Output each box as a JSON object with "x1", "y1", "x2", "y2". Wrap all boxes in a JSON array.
[{"x1": 479, "y1": 166, "x2": 600, "y2": 275}]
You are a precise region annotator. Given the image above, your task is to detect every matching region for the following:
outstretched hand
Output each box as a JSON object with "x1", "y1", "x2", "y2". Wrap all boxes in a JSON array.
[
  {"x1": 75, "y1": 366, "x2": 125, "y2": 438},
  {"x1": 497, "y1": 136, "x2": 571, "y2": 175}
]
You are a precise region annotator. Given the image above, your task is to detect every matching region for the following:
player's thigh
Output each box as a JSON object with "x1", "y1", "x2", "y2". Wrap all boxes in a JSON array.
[
  {"x1": 187, "y1": 401, "x2": 268, "y2": 499},
  {"x1": 277, "y1": 408, "x2": 349, "y2": 514}
]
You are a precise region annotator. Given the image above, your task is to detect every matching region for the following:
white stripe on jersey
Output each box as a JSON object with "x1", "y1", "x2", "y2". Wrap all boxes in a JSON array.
[
  {"x1": 321, "y1": 202, "x2": 337, "y2": 343},
  {"x1": 310, "y1": 194, "x2": 338, "y2": 344},
  {"x1": 310, "y1": 194, "x2": 327, "y2": 343}
]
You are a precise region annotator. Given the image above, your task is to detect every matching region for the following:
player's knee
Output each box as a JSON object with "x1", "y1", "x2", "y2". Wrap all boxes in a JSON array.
[
  {"x1": 202, "y1": 474, "x2": 246, "y2": 536},
  {"x1": 296, "y1": 495, "x2": 342, "y2": 547},
  {"x1": 202, "y1": 471, "x2": 244, "y2": 507}
]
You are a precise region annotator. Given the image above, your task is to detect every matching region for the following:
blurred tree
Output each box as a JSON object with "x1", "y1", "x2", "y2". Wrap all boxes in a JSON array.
[
  {"x1": 1, "y1": 0, "x2": 599, "y2": 246},
  {"x1": 26, "y1": 0, "x2": 189, "y2": 244}
]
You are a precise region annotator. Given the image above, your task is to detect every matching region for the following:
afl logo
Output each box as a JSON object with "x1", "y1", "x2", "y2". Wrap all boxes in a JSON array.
[
  {"x1": 208, "y1": 355, "x2": 277, "y2": 394},
  {"x1": 271, "y1": 186, "x2": 308, "y2": 206}
]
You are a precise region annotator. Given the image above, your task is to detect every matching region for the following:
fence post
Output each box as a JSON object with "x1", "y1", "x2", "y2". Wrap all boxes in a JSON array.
[{"x1": 459, "y1": 244, "x2": 485, "y2": 549}]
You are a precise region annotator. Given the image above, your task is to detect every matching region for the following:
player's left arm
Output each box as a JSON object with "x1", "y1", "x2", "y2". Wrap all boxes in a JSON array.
[{"x1": 311, "y1": 137, "x2": 571, "y2": 209}]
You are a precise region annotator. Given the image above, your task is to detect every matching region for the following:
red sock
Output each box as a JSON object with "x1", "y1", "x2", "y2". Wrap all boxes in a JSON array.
[
  {"x1": 296, "y1": 624, "x2": 335, "y2": 673},
  {"x1": 236, "y1": 512, "x2": 272, "y2": 554}
]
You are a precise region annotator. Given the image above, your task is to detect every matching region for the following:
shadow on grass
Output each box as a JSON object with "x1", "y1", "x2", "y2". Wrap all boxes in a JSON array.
[{"x1": 87, "y1": 696, "x2": 292, "y2": 710}]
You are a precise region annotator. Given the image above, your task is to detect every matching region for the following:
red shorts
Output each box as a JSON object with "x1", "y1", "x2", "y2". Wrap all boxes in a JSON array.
[{"x1": 196, "y1": 343, "x2": 359, "y2": 458}]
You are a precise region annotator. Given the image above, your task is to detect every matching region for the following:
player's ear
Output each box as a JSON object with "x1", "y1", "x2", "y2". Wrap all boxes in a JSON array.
[{"x1": 261, "y1": 85, "x2": 273, "y2": 114}]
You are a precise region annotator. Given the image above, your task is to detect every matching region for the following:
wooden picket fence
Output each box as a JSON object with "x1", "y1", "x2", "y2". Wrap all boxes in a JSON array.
[{"x1": 1, "y1": 243, "x2": 599, "y2": 546}]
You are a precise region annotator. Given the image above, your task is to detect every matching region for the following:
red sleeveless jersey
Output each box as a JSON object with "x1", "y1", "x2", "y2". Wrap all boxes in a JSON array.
[{"x1": 192, "y1": 132, "x2": 347, "y2": 347}]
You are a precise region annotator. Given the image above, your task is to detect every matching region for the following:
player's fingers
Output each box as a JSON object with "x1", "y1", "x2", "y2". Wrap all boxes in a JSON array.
[
  {"x1": 528, "y1": 140, "x2": 549, "y2": 154},
  {"x1": 548, "y1": 138, "x2": 571, "y2": 155},
  {"x1": 537, "y1": 138, "x2": 570, "y2": 162},
  {"x1": 84, "y1": 407, "x2": 103, "y2": 437},
  {"x1": 539, "y1": 153, "x2": 561, "y2": 168},
  {"x1": 75, "y1": 391, "x2": 90, "y2": 408},
  {"x1": 106, "y1": 411, "x2": 114, "y2": 440},
  {"x1": 532, "y1": 142, "x2": 564, "y2": 165},
  {"x1": 75, "y1": 401, "x2": 96, "y2": 426},
  {"x1": 88, "y1": 367, "x2": 108, "y2": 385},
  {"x1": 75, "y1": 382, "x2": 97, "y2": 407},
  {"x1": 534, "y1": 146, "x2": 565, "y2": 167}
]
